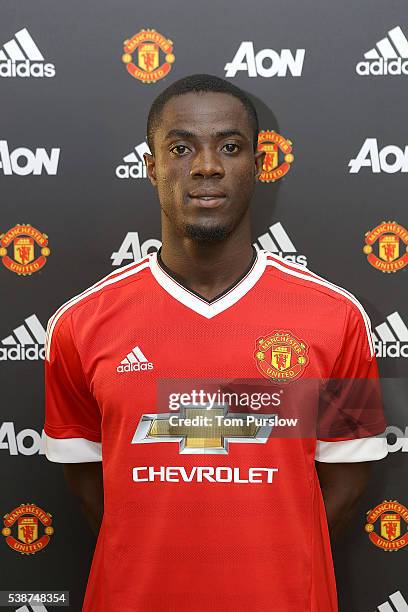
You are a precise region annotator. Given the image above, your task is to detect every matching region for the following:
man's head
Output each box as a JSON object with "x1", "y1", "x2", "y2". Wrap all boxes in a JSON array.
[{"x1": 144, "y1": 73, "x2": 265, "y2": 244}]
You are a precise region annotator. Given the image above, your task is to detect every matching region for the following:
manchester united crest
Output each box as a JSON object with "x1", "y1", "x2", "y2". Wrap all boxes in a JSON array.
[
  {"x1": 254, "y1": 330, "x2": 309, "y2": 382},
  {"x1": 257, "y1": 130, "x2": 294, "y2": 183},
  {"x1": 2, "y1": 503, "x2": 54, "y2": 554},
  {"x1": 122, "y1": 28, "x2": 175, "y2": 83},
  {"x1": 365, "y1": 500, "x2": 408, "y2": 551},
  {"x1": 363, "y1": 221, "x2": 408, "y2": 273},
  {"x1": 0, "y1": 223, "x2": 50, "y2": 275}
]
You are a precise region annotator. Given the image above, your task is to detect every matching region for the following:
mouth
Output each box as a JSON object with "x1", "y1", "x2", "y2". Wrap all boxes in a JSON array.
[{"x1": 188, "y1": 195, "x2": 227, "y2": 208}]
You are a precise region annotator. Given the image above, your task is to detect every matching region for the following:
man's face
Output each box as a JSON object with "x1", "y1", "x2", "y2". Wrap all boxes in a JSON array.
[{"x1": 144, "y1": 91, "x2": 265, "y2": 242}]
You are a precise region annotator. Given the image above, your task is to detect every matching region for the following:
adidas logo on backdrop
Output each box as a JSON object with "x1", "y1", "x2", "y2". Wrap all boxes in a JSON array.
[
  {"x1": 115, "y1": 142, "x2": 151, "y2": 179},
  {"x1": 15, "y1": 605, "x2": 50, "y2": 612},
  {"x1": 117, "y1": 346, "x2": 154, "y2": 373},
  {"x1": 0, "y1": 314, "x2": 46, "y2": 360},
  {"x1": 253, "y1": 222, "x2": 307, "y2": 266},
  {"x1": 357, "y1": 25, "x2": 408, "y2": 76},
  {"x1": 373, "y1": 312, "x2": 408, "y2": 358},
  {"x1": 376, "y1": 590, "x2": 408, "y2": 611},
  {"x1": 0, "y1": 27, "x2": 55, "y2": 78}
]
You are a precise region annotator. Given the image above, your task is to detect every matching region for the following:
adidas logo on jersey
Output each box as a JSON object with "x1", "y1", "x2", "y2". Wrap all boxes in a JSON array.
[
  {"x1": 0, "y1": 314, "x2": 46, "y2": 360},
  {"x1": 357, "y1": 26, "x2": 408, "y2": 76},
  {"x1": 0, "y1": 27, "x2": 55, "y2": 78},
  {"x1": 117, "y1": 346, "x2": 153, "y2": 373},
  {"x1": 372, "y1": 311, "x2": 408, "y2": 358},
  {"x1": 0, "y1": 141, "x2": 60, "y2": 175},
  {"x1": 253, "y1": 222, "x2": 307, "y2": 266},
  {"x1": 376, "y1": 590, "x2": 408, "y2": 611},
  {"x1": 115, "y1": 141, "x2": 151, "y2": 179}
]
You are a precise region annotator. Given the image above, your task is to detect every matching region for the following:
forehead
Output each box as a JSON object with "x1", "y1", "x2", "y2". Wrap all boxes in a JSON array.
[{"x1": 158, "y1": 91, "x2": 252, "y2": 136}]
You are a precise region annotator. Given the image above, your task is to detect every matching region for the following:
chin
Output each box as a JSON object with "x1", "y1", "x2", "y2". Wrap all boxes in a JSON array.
[{"x1": 183, "y1": 223, "x2": 232, "y2": 243}]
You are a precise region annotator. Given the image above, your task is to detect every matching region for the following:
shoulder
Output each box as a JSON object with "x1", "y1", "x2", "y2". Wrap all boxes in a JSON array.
[
  {"x1": 261, "y1": 250, "x2": 375, "y2": 356},
  {"x1": 44, "y1": 255, "x2": 151, "y2": 360}
]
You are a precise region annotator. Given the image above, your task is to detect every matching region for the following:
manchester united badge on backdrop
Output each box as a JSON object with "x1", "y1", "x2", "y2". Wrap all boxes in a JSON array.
[
  {"x1": 0, "y1": 223, "x2": 50, "y2": 275},
  {"x1": 2, "y1": 503, "x2": 54, "y2": 554},
  {"x1": 257, "y1": 130, "x2": 294, "y2": 182},
  {"x1": 365, "y1": 500, "x2": 408, "y2": 551},
  {"x1": 254, "y1": 330, "x2": 309, "y2": 382},
  {"x1": 122, "y1": 28, "x2": 175, "y2": 83},
  {"x1": 363, "y1": 221, "x2": 408, "y2": 273}
]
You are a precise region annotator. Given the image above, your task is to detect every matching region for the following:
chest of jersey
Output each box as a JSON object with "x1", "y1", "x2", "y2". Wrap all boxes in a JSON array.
[{"x1": 72, "y1": 270, "x2": 343, "y2": 458}]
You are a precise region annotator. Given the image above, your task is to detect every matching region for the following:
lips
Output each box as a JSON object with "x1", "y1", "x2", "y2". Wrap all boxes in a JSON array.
[
  {"x1": 189, "y1": 189, "x2": 226, "y2": 198},
  {"x1": 188, "y1": 192, "x2": 226, "y2": 209}
]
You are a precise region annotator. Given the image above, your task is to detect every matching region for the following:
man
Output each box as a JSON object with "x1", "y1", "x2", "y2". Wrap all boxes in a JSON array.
[{"x1": 44, "y1": 73, "x2": 387, "y2": 611}]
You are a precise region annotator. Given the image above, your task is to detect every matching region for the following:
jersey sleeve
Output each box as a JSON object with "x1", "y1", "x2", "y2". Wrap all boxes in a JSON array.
[
  {"x1": 315, "y1": 303, "x2": 387, "y2": 463},
  {"x1": 43, "y1": 313, "x2": 102, "y2": 463}
]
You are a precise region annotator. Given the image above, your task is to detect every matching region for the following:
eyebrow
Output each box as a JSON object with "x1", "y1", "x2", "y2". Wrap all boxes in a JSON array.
[{"x1": 164, "y1": 128, "x2": 248, "y2": 141}]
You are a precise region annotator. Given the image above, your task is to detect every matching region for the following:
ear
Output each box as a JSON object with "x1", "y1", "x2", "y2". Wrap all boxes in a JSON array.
[
  {"x1": 144, "y1": 152, "x2": 157, "y2": 187},
  {"x1": 254, "y1": 149, "x2": 266, "y2": 182}
]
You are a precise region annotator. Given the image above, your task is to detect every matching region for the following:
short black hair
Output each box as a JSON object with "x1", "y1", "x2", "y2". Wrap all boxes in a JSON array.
[{"x1": 146, "y1": 73, "x2": 259, "y2": 155}]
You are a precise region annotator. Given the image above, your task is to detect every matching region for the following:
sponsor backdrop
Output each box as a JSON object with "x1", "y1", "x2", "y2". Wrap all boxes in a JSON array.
[{"x1": 0, "y1": 0, "x2": 407, "y2": 610}]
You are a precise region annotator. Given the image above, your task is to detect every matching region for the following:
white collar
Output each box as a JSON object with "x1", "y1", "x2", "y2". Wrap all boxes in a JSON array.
[{"x1": 149, "y1": 249, "x2": 267, "y2": 319}]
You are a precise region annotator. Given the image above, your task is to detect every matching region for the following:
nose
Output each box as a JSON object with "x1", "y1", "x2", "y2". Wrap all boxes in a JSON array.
[{"x1": 190, "y1": 146, "x2": 225, "y2": 178}]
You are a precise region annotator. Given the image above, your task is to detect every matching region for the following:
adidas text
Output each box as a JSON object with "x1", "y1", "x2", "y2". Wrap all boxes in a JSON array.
[
  {"x1": 0, "y1": 59, "x2": 55, "y2": 77},
  {"x1": 357, "y1": 57, "x2": 408, "y2": 76},
  {"x1": 375, "y1": 342, "x2": 408, "y2": 358},
  {"x1": 0, "y1": 344, "x2": 45, "y2": 360},
  {"x1": 117, "y1": 362, "x2": 153, "y2": 373}
]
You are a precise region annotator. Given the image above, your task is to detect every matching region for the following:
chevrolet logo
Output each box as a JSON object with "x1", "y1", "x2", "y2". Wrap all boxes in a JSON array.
[{"x1": 131, "y1": 404, "x2": 276, "y2": 454}]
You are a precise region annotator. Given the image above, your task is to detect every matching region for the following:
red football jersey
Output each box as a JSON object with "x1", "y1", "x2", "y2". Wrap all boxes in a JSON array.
[{"x1": 43, "y1": 248, "x2": 387, "y2": 612}]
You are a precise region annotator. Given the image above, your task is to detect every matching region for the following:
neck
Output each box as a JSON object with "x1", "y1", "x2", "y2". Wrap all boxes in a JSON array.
[{"x1": 159, "y1": 212, "x2": 254, "y2": 302}]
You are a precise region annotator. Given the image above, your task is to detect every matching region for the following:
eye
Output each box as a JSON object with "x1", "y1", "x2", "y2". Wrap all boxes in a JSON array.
[
  {"x1": 170, "y1": 144, "x2": 190, "y2": 156},
  {"x1": 222, "y1": 143, "x2": 240, "y2": 153}
]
